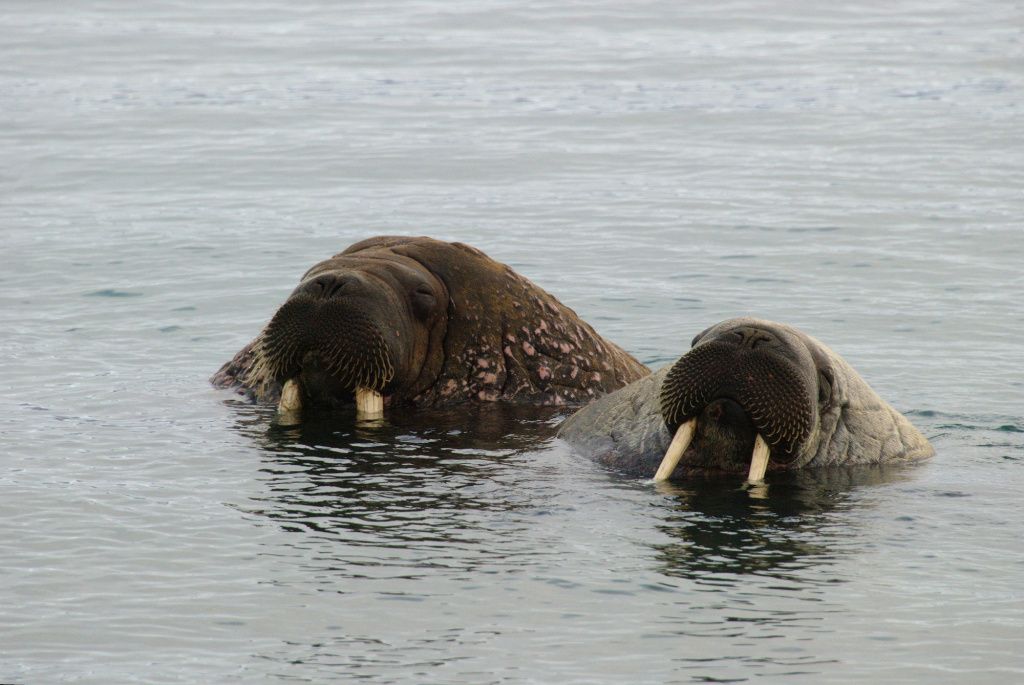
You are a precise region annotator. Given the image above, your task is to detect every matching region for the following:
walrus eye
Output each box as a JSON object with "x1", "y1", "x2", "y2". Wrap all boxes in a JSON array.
[
  {"x1": 411, "y1": 283, "x2": 437, "y2": 319},
  {"x1": 818, "y1": 369, "x2": 833, "y2": 407}
]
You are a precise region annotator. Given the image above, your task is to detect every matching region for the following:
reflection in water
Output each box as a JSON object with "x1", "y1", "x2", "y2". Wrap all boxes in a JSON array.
[
  {"x1": 226, "y1": 398, "x2": 921, "y2": 589},
  {"x1": 228, "y1": 403, "x2": 567, "y2": 577},
  {"x1": 649, "y1": 465, "x2": 917, "y2": 580},
  {"x1": 221, "y1": 401, "x2": 947, "y2": 680}
]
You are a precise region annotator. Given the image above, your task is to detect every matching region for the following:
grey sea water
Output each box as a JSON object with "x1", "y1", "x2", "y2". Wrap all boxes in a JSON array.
[{"x1": 2, "y1": 1, "x2": 1023, "y2": 683}]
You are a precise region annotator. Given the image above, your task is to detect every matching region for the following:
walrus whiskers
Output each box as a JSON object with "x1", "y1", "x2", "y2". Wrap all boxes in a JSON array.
[{"x1": 653, "y1": 418, "x2": 696, "y2": 481}]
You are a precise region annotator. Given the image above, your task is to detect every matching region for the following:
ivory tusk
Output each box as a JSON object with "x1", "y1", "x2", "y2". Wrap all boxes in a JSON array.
[
  {"x1": 653, "y1": 418, "x2": 697, "y2": 482},
  {"x1": 355, "y1": 386, "x2": 384, "y2": 418},
  {"x1": 747, "y1": 434, "x2": 770, "y2": 483},
  {"x1": 276, "y1": 378, "x2": 302, "y2": 425}
]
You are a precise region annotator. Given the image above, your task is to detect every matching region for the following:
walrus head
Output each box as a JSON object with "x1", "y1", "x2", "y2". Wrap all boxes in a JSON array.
[
  {"x1": 213, "y1": 236, "x2": 650, "y2": 419},
  {"x1": 556, "y1": 316, "x2": 932, "y2": 479},
  {"x1": 246, "y1": 250, "x2": 449, "y2": 416},
  {"x1": 655, "y1": 318, "x2": 837, "y2": 480}
]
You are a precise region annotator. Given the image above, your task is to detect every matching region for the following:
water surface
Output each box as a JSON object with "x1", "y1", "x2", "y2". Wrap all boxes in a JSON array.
[{"x1": 2, "y1": 1, "x2": 1023, "y2": 683}]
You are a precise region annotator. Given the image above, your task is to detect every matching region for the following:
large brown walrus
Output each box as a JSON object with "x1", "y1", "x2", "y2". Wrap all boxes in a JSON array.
[
  {"x1": 558, "y1": 317, "x2": 934, "y2": 481},
  {"x1": 212, "y1": 236, "x2": 649, "y2": 419}
]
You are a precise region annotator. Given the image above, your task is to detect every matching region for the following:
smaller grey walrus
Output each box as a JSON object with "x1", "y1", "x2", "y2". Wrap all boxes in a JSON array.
[{"x1": 557, "y1": 317, "x2": 934, "y2": 481}]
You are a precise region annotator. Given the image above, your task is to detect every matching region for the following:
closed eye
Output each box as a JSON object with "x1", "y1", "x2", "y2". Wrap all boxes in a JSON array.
[
  {"x1": 411, "y1": 284, "x2": 437, "y2": 319},
  {"x1": 817, "y1": 369, "x2": 833, "y2": 407}
]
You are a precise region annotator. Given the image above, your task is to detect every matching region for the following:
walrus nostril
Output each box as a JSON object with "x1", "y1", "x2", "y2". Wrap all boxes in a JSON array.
[
  {"x1": 302, "y1": 273, "x2": 352, "y2": 299},
  {"x1": 326, "y1": 276, "x2": 349, "y2": 298},
  {"x1": 731, "y1": 326, "x2": 775, "y2": 350}
]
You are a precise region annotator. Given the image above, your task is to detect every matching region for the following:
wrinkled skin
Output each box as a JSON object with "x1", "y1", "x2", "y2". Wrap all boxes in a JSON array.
[
  {"x1": 212, "y1": 236, "x2": 650, "y2": 411},
  {"x1": 558, "y1": 317, "x2": 934, "y2": 478}
]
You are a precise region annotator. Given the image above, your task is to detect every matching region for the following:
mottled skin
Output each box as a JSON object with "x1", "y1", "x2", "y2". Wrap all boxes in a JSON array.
[
  {"x1": 558, "y1": 317, "x2": 933, "y2": 478},
  {"x1": 212, "y1": 236, "x2": 649, "y2": 410}
]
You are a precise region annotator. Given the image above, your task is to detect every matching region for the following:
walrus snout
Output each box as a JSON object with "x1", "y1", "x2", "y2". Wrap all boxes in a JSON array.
[
  {"x1": 654, "y1": 323, "x2": 822, "y2": 480},
  {"x1": 660, "y1": 343, "x2": 816, "y2": 457},
  {"x1": 254, "y1": 280, "x2": 399, "y2": 401}
]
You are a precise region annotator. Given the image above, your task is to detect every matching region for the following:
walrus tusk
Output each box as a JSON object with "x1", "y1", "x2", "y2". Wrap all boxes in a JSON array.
[
  {"x1": 276, "y1": 378, "x2": 302, "y2": 425},
  {"x1": 355, "y1": 386, "x2": 384, "y2": 418},
  {"x1": 653, "y1": 418, "x2": 697, "y2": 482},
  {"x1": 747, "y1": 434, "x2": 770, "y2": 482}
]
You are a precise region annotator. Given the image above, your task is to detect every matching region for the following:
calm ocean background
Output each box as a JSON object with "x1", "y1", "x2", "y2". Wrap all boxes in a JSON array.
[{"x1": 2, "y1": 1, "x2": 1022, "y2": 683}]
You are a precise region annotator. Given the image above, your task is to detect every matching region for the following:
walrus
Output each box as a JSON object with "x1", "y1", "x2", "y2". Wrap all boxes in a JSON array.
[
  {"x1": 557, "y1": 317, "x2": 934, "y2": 481},
  {"x1": 211, "y1": 236, "x2": 649, "y2": 420}
]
